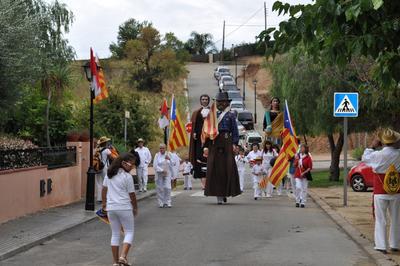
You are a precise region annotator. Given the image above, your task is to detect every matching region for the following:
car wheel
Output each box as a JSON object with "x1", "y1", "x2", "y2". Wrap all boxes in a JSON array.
[{"x1": 351, "y1": 174, "x2": 367, "y2": 192}]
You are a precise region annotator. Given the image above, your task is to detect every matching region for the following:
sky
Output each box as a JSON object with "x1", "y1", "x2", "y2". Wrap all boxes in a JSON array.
[{"x1": 50, "y1": 0, "x2": 310, "y2": 59}]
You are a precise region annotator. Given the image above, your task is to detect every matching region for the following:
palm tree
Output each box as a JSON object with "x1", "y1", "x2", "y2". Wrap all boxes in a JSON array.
[
  {"x1": 188, "y1": 31, "x2": 215, "y2": 55},
  {"x1": 43, "y1": 65, "x2": 72, "y2": 147}
]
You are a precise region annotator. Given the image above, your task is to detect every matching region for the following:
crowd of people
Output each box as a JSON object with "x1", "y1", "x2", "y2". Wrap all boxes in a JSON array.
[{"x1": 96, "y1": 92, "x2": 400, "y2": 264}]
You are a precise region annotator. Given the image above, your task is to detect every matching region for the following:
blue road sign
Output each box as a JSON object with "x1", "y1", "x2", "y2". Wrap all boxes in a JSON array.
[{"x1": 334, "y1": 92, "x2": 358, "y2": 117}]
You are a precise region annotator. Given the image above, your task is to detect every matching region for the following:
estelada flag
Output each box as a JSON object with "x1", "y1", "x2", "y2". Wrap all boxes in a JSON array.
[
  {"x1": 158, "y1": 98, "x2": 169, "y2": 129},
  {"x1": 94, "y1": 53, "x2": 109, "y2": 103},
  {"x1": 260, "y1": 100, "x2": 298, "y2": 188},
  {"x1": 201, "y1": 101, "x2": 218, "y2": 144},
  {"x1": 168, "y1": 95, "x2": 188, "y2": 151}
]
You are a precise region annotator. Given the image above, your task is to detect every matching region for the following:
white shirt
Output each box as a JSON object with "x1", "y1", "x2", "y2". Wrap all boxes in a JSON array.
[
  {"x1": 153, "y1": 152, "x2": 173, "y2": 178},
  {"x1": 200, "y1": 107, "x2": 210, "y2": 118},
  {"x1": 101, "y1": 148, "x2": 112, "y2": 168},
  {"x1": 170, "y1": 152, "x2": 181, "y2": 177},
  {"x1": 235, "y1": 155, "x2": 247, "y2": 170},
  {"x1": 246, "y1": 150, "x2": 262, "y2": 162},
  {"x1": 252, "y1": 164, "x2": 264, "y2": 177},
  {"x1": 262, "y1": 149, "x2": 278, "y2": 169},
  {"x1": 135, "y1": 146, "x2": 152, "y2": 168},
  {"x1": 182, "y1": 162, "x2": 193, "y2": 174},
  {"x1": 362, "y1": 146, "x2": 400, "y2": 174},
  {"x1": 103, "y1": 169, "x2": 135, "y2": 211}
]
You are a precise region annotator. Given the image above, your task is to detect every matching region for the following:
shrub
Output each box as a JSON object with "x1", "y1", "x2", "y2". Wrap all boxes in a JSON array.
[{"x1": 351, "y1": 147, "x2": 365, "y2": 161}]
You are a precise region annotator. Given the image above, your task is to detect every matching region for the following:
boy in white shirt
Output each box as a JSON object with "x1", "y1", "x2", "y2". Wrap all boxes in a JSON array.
[
  {"x1": 235, "y1": 148, "x2": 247, "y2": 192},
  {"x1": 182, "y1": 158, "x2": 193, "y2": 190},
  {"x1": 251, "y1": 157, "x2": 265, "y2": 200}
]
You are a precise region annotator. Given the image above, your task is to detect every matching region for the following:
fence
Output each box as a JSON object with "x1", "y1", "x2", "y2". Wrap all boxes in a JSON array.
[{"x1": 0, "y1": 146, "x2": 76, "y2": 171}]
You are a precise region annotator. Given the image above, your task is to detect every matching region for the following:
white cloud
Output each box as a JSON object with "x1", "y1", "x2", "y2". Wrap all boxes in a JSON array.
[{"x1": 48, "y1": 0, "x2": 310, "y2": 59}]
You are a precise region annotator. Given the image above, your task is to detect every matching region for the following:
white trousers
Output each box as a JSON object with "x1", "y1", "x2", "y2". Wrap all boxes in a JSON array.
[
  {"x1": 108, "y1": 210, "x2": 134, "y2": 246},
  {"x1": 183, "y1": 174, "x2": 192, "y2": 188},
  {"x1": 266, "y1": 182, "x2": 282, "y2": 196},
  {"x1": 137, "y1": 166, "x2": 148, "y2": 191},
  {"x1": 253, "y1": 175, "x2": 262, "y2": 198},
  {"x1": 156, "y1": 175, "x2": 172, "y2": 205},
  {"x1": 295, "y1": 178, "x2": 308, "y2": 204},
  {"x1": 374, "y1": 194, "x2": 400, "y2": 250},
  {"x1": 238, "y1": 168, "x2": 245, "y2": 191},
  {"x1": 95, "y1": 174, "x2": 104, "y2": 201}
]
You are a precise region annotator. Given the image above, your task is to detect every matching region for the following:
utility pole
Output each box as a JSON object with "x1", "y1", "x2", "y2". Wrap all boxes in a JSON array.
[
  {"x1": 221, "y1": 20, "x2": 225, "y2": 63},
  {"x1": 264, "y1": 2, "x2": 268, "y2": 51}
]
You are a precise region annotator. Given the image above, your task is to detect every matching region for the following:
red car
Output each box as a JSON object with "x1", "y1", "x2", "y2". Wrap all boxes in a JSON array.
[{"x1": 347, "y1": 162, "x2": 376, "y2": 192}]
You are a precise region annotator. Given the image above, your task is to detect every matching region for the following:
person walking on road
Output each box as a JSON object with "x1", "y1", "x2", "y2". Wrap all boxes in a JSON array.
[
  {"x1": 134, "y1": 138, "x2": 152, "y2": 192},
  {"x1": 101, "y1": 152, "x2": 138, "y2": 266},
  {"x1": 197, "y1": 147, "x2": 209, "y2": 190},
  {"x1": 182, "y1": 158, "x2": 193, "y2": 190},
  {"x1": 262, "y1": 141, "x2": 278, "y2": 197},
  {"x1": 170, "y1": 151, "x2": 181, "y2": 190},
  {"x1": 204, "y1": 92, "x2": 241, "y2": 204},
  {"x1": 246, "y1": 143, "x2": 262, "y2": 167},
  {"x1": 96, "y1": 136, "x2": 112, "y2": 203},
  {"x1": 251, "y1": 157, "x2": 265, "y2": 200},
  {"x1": 235, "y1": 148, "x2": 248, "y2": 192},
  {"x1": 189, "y1": 94, "x2": 210, "y2": 180},
  {"x1": 294, "y1": 144, "x2": 313, "y2": 208},
  {"x1": 362, "y1": 128, "x2": 400, "y2": 254},
  {"x1": 154, "y1": 144, "x2": 173, "y2": 208}
]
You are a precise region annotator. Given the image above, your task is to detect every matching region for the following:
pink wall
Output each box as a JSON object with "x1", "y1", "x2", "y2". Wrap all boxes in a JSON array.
[{"x1": 0, "y1": 142, "x2": 90, "y2": 224}]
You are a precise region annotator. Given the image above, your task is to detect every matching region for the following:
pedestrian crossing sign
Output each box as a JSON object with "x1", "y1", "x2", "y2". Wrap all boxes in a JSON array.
[{"x1": 334, "y1": 93, "x2": 358, "y2": 117}]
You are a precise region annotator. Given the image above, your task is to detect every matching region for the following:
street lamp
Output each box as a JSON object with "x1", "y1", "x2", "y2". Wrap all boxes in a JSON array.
[
  {"x1": 253, "y1": 79, "x2": 257, "y2": 124},
  {"x1": 242, "y1": 65, "x2": 247, "y2": 101},
  {"x1": 234, "y1": 52, "x2": 238, "y2": 84},
  {"x1": 82, "y1": 61, "x2": 99, "y2": 211}
]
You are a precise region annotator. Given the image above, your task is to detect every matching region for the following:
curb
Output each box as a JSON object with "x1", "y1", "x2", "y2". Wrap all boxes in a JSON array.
[
  {"x1": 0, "y1": 190, "x2": 156, "y2": 261},
  {"x1": 308, "y1": 190, "x2": 399, "y2": 266}
]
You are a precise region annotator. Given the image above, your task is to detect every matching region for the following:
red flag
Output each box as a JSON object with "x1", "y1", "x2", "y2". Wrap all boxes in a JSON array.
[
  {"x1": 158, "y1": 98, "x2": 169, "y2": 129},
  {"x1": 201, "y1": 102, "x2": 218, "y2": 144},
  {"x1": 90, "y1": 48, "x2": 101, "y2": 97},
  {"x1": 93, "y1": 54, "x2": 109, "y2": 103}
]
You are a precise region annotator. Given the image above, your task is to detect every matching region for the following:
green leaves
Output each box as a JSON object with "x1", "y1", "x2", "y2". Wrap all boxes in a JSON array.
[{"x1": 372, "y1": 0, "x2": 384, "y2": 10}]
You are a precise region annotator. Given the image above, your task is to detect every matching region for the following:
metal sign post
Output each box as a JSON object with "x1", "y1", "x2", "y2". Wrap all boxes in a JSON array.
[
  {"x1": 333, "y1": 92, "x2": 359, "y2": 207},
  {"x1": 124, "y1": 111, "x2": 130, "y2": 149}
]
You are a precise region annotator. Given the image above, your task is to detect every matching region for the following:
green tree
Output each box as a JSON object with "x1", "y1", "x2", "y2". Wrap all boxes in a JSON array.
[
  {"x1": 110, "y1": 18, "x2": 152, "y2": 59},
  {"x1": 268, "y1": 51, "x2": 400, "y2": 180},
  {"x1": 186, "y1": 31, "x2": 215, "y2": 55},
  {"x1": 259, "y1": 0, "x2": 400, "y2": 89}
]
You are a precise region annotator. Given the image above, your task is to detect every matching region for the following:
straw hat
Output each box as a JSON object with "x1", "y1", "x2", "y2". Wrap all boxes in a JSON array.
[
  {"x1": 137, "y1": 138, "x2": 144, "y2": 143},
  {"x1": 97, "y1": 136, "x2": 110, "y2": 145},
  {"x1": 254, "y1": 157, "x2": 263, "y2": 162},
  {"x1": 378, "y1": 128, "x2": 400, "y2": 145}
]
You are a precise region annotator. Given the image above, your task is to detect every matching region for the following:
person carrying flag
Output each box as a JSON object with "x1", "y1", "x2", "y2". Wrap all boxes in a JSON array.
[{"x1": 204, "y1": 92, "x2": 241, "y2": 204}]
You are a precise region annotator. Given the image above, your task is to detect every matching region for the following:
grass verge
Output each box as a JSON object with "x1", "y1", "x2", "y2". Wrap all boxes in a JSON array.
[{"x1": 309, "y1": 170, "x2": 344, "y2": 188}]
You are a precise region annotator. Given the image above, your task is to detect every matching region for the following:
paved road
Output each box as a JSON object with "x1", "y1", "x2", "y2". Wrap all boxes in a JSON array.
[{"x1": 2, "y1": 63, "x2": 374, "y2": 266}]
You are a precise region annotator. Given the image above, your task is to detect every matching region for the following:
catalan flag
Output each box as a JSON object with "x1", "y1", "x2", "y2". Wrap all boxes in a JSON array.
[
  {"x1": 260, "y1": 100, "x2": 298, "y2": 188},
  {"x1": 94, "y1": 53, "x2": 109, "y2": 103},
  {"x1": 158, "y1": 98, "x2": 169, "y2": 129},
  {"x1": 201, "y1": 101, "x2": 218, "y2": 144},
  {"x1": 168, "y1": 95, "x2": 188, "y2": 151}
]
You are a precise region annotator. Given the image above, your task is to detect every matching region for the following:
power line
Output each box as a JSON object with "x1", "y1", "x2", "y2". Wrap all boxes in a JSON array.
[{"x1": 214, "y1": 6, "x2": 263, "y2": 44}]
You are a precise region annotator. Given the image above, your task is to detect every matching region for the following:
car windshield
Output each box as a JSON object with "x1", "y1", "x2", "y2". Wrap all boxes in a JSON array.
[
  {"x1": 248, "y1": 137, "x2": 262, "y2": 143},
  {"x1": 222, "y1": 77, "x2": 234, "y2": 82},
  {"x1": 223, "y1": 85, "x2": 238, "y2": 91},
  {"x1": 238, "y1": 113, "x2": 252, "y2": 120},
  {"x1": 231, "y1": 104, "x2": 243, "y2": 108},
  {"x1": 228, "y1": 92, "x2": 241, "y2": 98},
  {"x1": 219, "y1": 68, "x2": 229, "y2": 73}
]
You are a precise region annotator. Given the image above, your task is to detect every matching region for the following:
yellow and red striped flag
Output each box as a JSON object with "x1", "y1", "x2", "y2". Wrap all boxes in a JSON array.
[
  {"x1": 260, "y1": 100, "x2": 298, "y2": 188},
  {"x1": 92, "y1": 51, "x2": 109, "y2": 103},
  {"x1": 168, "y1": 95, "x2": 188, "y2": 151},
  {"x1": 201, "y1": 101, "x2": 218, "y2": 144}
]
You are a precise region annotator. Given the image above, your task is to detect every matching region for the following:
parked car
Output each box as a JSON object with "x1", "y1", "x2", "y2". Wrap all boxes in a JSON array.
[
  {"x1": 227, "y1": 90, "x2": 242, "y2": 102},
  {"x1": 230, "y1": 100, "x2": 245, "y2": 113},
  {"x1": 221, "y1": 84, "x2": 240, "y2": 92},
  {"x1": 347, "y1": 162, "x2": 375, "y2": 192},
  {"x1": 237, "y1": 110, "x2": 254, "y2": 130},
  {"x1": 244, "y1": 131, "x2": 263, "y2": 151},
  {"x1": 219, "y1": 75, "x2": 235, "y2": 88},
  {"x1": 237, "y1": 120, "x2": 246, "y2": 137},
  {"x1": 214, "y1": 66, "x2": 230, "y2": 80}
]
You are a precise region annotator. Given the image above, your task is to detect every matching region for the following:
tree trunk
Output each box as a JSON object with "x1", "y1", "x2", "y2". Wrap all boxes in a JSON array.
[
  {"x1": 328, "y1": 132, "x2": 344, "y2": 181},
  {"x1": 46, "y1": 88, "x2": 52, "y2": 147}
]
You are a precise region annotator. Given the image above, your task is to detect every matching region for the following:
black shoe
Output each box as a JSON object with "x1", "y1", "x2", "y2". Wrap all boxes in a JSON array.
[
  {"x1": 184, "y1": 187, "x2": 187, "y2": 190},
  {"x1": 254, "y1": 197, "x2": 258, "y2": 200},
  {"x1": 296, "y1": 203, "x2": 300, "y2": 208},
  {"x1": 300, "y1": 204, "x2": 305, "y2": 208},
  {"x1": 163, "y1": 204, "x2": 168, "y2": 208},
  {"x1": 391, "y1": 248, "x2": 399, "y2": 252},
  {"x1": 189, "y1": 188, "x2": 192, "y2": 190},
  {"x1": 376, "y1": 249, "x2": 387, "y2": 254},
  {"x1": 223, "y1": 197, "x2": 227, "y2": 203}
]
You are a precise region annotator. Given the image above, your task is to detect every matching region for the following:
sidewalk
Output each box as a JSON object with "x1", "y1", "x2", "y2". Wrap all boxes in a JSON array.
[
  {"x1": 0, "y1": 190, "x2": 156, "y2": 261},
  {"x1": 310, "y1": 187, "x2": 400, "y2": 266}
]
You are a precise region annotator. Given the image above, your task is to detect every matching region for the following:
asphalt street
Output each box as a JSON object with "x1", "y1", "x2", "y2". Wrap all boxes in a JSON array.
[{"x1": 1, "y1": 62, "x2": 374, "y2": 266}]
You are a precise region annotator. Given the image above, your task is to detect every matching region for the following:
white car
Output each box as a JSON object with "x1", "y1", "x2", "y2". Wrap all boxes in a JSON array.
[
  {"x1": 218, "y1": 75, "x2": 235, "y2": 88},
  {"x1": 214, "y1": 66, "x2": 230, "y2": 80},
  {"x1": 244, "y1": 131, "x2": 263, "y2": 151},
  {"x1": 230, "y1": 101, "x2": 245, "y2": 113}
]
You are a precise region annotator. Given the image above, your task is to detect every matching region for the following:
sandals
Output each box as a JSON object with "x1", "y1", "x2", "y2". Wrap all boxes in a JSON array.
[{"x1": 118, "y1": 256, "x2": 131, "y2": 266}]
